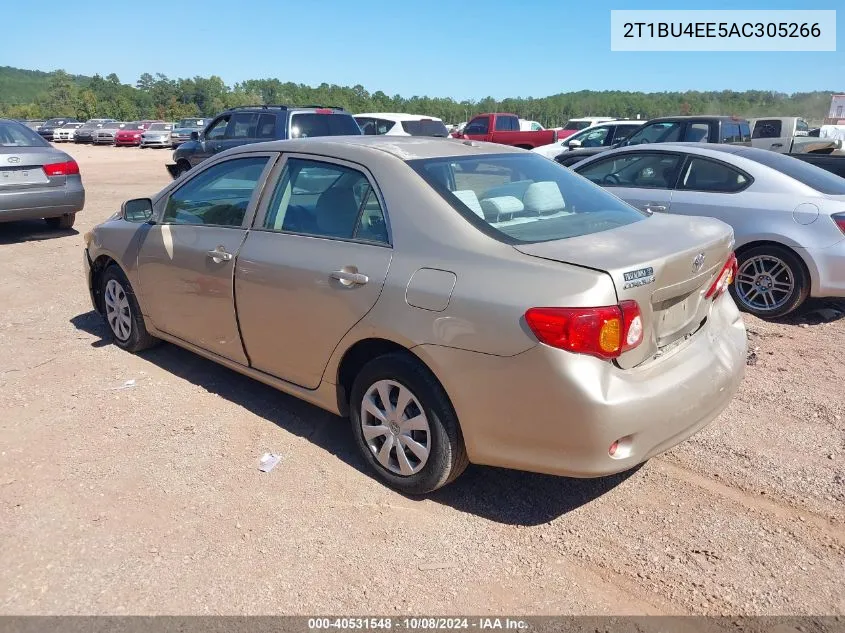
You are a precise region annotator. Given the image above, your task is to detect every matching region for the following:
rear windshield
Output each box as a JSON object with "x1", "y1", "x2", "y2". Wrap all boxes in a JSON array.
[
  {"x1": 0, "y1": 121, "x2": 50, "y2": 147},
  {"x1": 62, "y1": 123, "x2": 82, "y2": 128},
  {"x1": 737, "y1": 149, "x2": 845, "y2": 195},
  {"x1": 103, "y1": 122, "x2": 125, "y2": 129},
  {"x1": 289, "y1": 113, "x2": 362, "y2": 138},
  {"x1": 177, "y1": 118, "x2": 205, "y2": 128},
  {"x1": 409, "y1": 153, "x2": 645, "y2": 244},
  {"x1": 148, "y1": 123, "x2": 172, "y2": 131},
  {"x1": 401, "y1": 120, "x2": 449, "y2": 137},
  {"x1": 43, "y1": 118, "x2": 69, "y2": 126}
]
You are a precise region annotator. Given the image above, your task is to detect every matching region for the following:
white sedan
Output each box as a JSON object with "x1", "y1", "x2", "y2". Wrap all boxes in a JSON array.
[{"x1": 533, "y1": 121, "x2": 645, "y2": 160}]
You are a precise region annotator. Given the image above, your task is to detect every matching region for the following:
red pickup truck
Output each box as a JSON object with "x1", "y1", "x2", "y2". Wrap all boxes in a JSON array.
[{"x1": 456, "y1": 113, "x2": 558, "y2": 149}]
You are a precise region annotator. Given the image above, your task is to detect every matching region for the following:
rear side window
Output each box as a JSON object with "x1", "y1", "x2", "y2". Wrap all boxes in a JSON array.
[
  {"x1": 400, "y1": 119, "x2": 449, "y2": 137},
  {"x1": 494, "y1": 116, "x2": 518, "y2": 131},
  {"x1": 289, "y1": 113, "x2": 362, "y2": 138},
  {"x1": 256, "y1": 114, "x2": 277, "y2": 139},
  {"x1": 682, "y1": 123, "x2": 709, "y2": 142},
  {"x1": 752, "y1": 120, "x2": 782, "y2": 139},
  {"x1": 0, "y1": 121, "x2": 49, "y2": 147},
  {"x1": 576, "y1": 152, "x2": 683, "y2": 189},
  {"x1": 263, "y1": 158, "x2": 388, "y2": 243},
  {"x1": 163, "y1": 156, "x2": 270, "y2": 227},
  {"x1": 796, "y1": 119, "x2": 810, "y2": 135},
  {"x1": 678, "y1": 158, "x2": 750, "y2": 193}
]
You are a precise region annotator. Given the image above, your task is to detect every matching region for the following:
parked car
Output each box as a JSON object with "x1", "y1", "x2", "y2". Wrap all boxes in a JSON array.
[
  {"x1": 115, "y1": 121, "x2": 162, "y2": 147},
  {"x1": 750, "y1": 117, "x2": 841, "y2": 154},
  {"x1": 84, "y1": 136, "x2": 745, "y2": 493},
  {"x1": 92, "y1": 121, "x2": 127, "y2": 145},
  {"x1": 454, "y1": 113, "x2": 559, "y2": 149},
  {"x1": 36, "y1": 117, "x2": 80, "y2": 141},
  {"x1": 74, "y1": 118, "x2": 117, "y2": 144},
  {"x1": 53, "y1": 122, "x2": 83, "y2": 142},
  {"x1": 166, "y1": 105, "x2": 361, "y2": 178},
  {"x1": 140, "y1": 122, "x2": 175, "y2": 148},
  {"x1": 572, "y1": 144, "x2": 845, "y2": 318},
  {"x1": 555, "y1": 117, "x2": 616, "y2": 140},
  {"x1": 555, "y1": 116, "x2": 753, "y2": 167},
  {"x1": 170, "y1": 118, "x2": 207, "y2": 148},
  {"x1": 0, "y1": 119, "x2": 84, "y2": 229},
  {"x1": 533, "y1": 120, "x2": 644, "y2": 160},
  {"x1": 355, "y1": 113, "x2": 450, "y2": 137}
]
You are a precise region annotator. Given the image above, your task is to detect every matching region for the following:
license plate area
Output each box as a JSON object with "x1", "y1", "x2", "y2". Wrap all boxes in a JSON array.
[
  {"x1": 653, "y1": 291, "x2": 705, "y2": 346},
  {"x1": 0, "y1": 166, "x2": 49, "y2": 186}
]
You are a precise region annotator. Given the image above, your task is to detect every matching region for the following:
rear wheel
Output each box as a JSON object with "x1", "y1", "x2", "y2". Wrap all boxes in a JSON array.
[
  {"x1": 350, "y1": 353, "x2": 468, "y2": 494},
  {"x1": 46, "y1": 214, "x2": 76, "y2": 229},
  {"x1": 174, "y1": 161, "x2": 191, "y2": 177},
  {"x1": 731, "y1": 245, "x2": 809, "y2": 318},
  {"x1": 100, "y1": 265, "x2": 159, "y2": 352}
]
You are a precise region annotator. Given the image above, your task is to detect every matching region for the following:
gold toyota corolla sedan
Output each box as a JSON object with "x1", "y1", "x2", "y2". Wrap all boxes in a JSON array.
[{"x1": 83, "y1": 136, "x2": 746, "y2": 493}]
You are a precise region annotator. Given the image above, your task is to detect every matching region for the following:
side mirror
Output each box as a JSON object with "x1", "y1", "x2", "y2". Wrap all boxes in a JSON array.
[
  {"x1": 122, "y1": 198, "x2": 154, "y2": 223},
  {"x1": 567, "y1": 139, "x2": 582, "y2": 148},
  {"x1": 190, "y1": 131, "x2": 199, "y2": 141}
]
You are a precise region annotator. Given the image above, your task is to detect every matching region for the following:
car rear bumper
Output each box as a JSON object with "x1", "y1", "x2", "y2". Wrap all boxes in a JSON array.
[
  {"x1": 115, "y1": 138, "x2": 141, "y2": 146},
  {"x1": 0, "y1": 179, "x2": 85, "y2": 222},
  {"x1": 801, "y1": 239, "x2": 845, "y2": 298},
  {"x1": 416, "y1": 294, "x2": 747, "y2": 478}
]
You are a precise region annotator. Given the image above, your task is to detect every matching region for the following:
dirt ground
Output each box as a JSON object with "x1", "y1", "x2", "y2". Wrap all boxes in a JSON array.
[{"x1": 1, "y1": 143, "x2": 843, "y2": 616}]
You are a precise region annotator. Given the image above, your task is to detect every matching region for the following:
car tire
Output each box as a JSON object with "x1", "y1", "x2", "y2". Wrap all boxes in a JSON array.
[
  {"x1": 174, "y1": 161, "x2": 191, "y2": 177},
  {"x1": 100, "y1": 265, "x2": 159, "y2": 353},
  {"x1": 731, "y1": 245, "x2": 809, "y2": 319},
  {"x1": 350, "y1": 352, "x2": 468, "y2": 494},
  {"x1": 46, "y1": 214, "x2": 76, "y2": 229}
]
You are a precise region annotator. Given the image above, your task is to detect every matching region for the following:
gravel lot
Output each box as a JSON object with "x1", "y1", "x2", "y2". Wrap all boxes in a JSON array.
[{"x1": 1, "y1": 143, "x2": 843, "y2": 615}]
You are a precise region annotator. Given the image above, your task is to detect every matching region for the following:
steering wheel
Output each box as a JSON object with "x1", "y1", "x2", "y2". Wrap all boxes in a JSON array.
[{"x1": 602, "y1": 174, "x2": 621, "y2": 185}]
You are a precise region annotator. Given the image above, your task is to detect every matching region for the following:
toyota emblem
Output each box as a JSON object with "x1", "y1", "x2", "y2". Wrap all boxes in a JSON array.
[
  {"x1": 7, "y1": 156, "x2": 20, "y2": 164},
  {"x1": 692, "y1": 252, "x2": 706, "y2": 273}
]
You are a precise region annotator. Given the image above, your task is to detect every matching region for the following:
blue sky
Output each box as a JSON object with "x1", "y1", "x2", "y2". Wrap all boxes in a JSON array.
[{"x1": 2, "y1": 0, "x2": 841, "y2": 100}]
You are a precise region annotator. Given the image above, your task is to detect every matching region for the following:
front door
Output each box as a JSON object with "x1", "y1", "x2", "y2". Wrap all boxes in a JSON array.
[
  {"x1": 574, "y1": 150, "x2": 682, "y2": 214},
  {"x1": 236, "y1": 155, "x2": 393, "y2": 389},
  {"x1": 137, "y1": 153, "x2": 276, "y2": 363},
  {"x1": 193, "y1": 114, "x2": 232, "y2": 166}
]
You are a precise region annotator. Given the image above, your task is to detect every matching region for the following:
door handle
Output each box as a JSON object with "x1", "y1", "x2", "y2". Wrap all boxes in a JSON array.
[
  {"x1": 644, "y1": 204, "x2": 667, "y2": 213},
  {"x1": 771, "y1": 143, "x2": 783, "y2": 148},
  {"x1": 330, "y1": 269, "x2": 369, "y2": 286},
  {"x1": 206, "y1": 247, "x2": 233, "y2": 262}
]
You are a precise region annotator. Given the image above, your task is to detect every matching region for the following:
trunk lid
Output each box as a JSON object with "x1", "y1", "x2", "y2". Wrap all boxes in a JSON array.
[
  {"x1": 514, "y1": 214, "x2": 734, "y2": 368},
  {"x1": 0, "y1": 148, "x2": 66, "y2": 190}
]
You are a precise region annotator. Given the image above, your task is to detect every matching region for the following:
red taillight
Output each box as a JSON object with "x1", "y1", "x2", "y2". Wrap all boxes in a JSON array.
[
  {"x1": 43, "y1": 160, "x2": 79, "y2": 177},
  {"x1": 833, "y1": 213, "x2": 845, "y2": 235},
  {"x1": 705, "y1": 252, "x2": 738, "y2": 300},
  {"x1": 315, "y1": 108, "x2": 332, "y2": 114},
  {"x1": 524, "y1": 301, "x2": 643, "y2": 360}
]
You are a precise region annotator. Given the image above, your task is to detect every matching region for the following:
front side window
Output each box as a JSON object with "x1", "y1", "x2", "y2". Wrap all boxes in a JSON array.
[
  {"x1": 410, "y1": 153, "x2": 644, "y2": 244},
  {"x1": 464, "y1": 117, "x2": 489, "y2": 135},
  {"x1": 679, "y1": 157, "x2": 750, "y2": 193},
  {"x1": 162, "y1": 156, "x2": 269, "y2": 227},
  {"x1": 796, "y1": 119, "x2": 810, "y2": 134},
  {"x1": 612, "y1": 125, "x2": 641, "y2": 142},
  {"x1": 622, "y1": 122, "x2": 683, "y2": 145},
  {"x1": 228, "y1": 113, "x2": 258, "y2": 139},
  {"x1": 576, "y1": 152, "x2": 683, "y2": 189},
  {"x1": 578, "y1": 126, "x2": 611, "y2": 147},
  {"x1": 263, "y1": 158, "x2": 388, "y2": 243},
  {"x1": 720, "y1": 123, "x2": 741, "y2": 143},
  {"x1": 205, "y1": 116, "x2": 231, "y2": 140}
]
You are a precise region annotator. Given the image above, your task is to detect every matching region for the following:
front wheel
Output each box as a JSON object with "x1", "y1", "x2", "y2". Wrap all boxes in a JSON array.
[
  {"x1": 731, "y1": 245, "x2": 809, "y2": 318},
  {"x1": 350, "y1": 353, "x2": 468, "y2": 494},
  {"x1": 100, "y1": 266, "x2": 159, "y2": 352}
]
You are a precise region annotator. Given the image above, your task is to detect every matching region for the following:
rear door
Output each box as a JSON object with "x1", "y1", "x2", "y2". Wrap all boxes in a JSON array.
[
  {"x1": 575, "y1": 150, "x2": 682, "y2": 215},
  {"x1": 136, "y1": 153, "x2": 276, "y2": 363},
  {"x1": 235, "y1": 154, "x2": 393, "y2": 389}
]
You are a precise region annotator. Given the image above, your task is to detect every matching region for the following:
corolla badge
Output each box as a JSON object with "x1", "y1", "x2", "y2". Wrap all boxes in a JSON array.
[
  {"x1": 7, "y1": 156, "x2": 21, "y2": 164},
  {"x1": 692, "y1": 252, "x2": 706, "y2": 273}
]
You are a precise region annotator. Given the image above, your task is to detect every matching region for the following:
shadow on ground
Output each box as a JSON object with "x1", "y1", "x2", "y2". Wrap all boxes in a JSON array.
[
  {"x1": 70, "y1": 309, "x2": 635, "y2": 526},
  {"x1": 0, "y1": 220, "x2": 78, "y2": 244},
  {"x1": 775, "y1": 298, "x2": 845, "y2": 326}
]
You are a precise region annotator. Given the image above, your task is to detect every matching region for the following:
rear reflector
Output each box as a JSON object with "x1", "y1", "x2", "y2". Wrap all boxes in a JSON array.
[
  {"x1": 524, "y1": 301, "x2": 643, "y2": 360},
  {"x1": 43, "y1": 160, "x2": 80, "y2": 176},
  {"x1": 833, "y1": 212, "x2": 845, "y2": 235},
  {"x1": 705, "y1": 252, "x2": 737, "y2": 300}
]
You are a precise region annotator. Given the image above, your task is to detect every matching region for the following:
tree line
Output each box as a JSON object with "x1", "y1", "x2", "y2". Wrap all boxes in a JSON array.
[{"x1": 0, "y1": 67, "x2": 835, "y2": 127}]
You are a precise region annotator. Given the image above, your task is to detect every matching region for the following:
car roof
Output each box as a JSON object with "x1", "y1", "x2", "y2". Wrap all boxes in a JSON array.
[
  {"x1": 223, "y1": 135, "x2": 526, "y2": 161},
  {"x1": 574, "y1": 142, "x2": 787, "y2": 166},
  {"x1": 646, "y1": 116, "x2": 748, "y2": 123},
  {"x1": 355, "y1": 113, "x2": 443, "y2": 122}
]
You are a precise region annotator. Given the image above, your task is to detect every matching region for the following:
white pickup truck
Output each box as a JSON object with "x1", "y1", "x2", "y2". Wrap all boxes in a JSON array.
[{"x1": 749, "y1": 117, "x2": 841, "y2": 154}]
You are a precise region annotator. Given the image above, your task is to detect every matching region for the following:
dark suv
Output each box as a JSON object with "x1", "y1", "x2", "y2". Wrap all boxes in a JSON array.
[
  {"x1": 166, "y1": 105, "x2": 361, "y2": 178},
  {"x1": 555, "y1": 116, "x2": 752, "y2": 167}
]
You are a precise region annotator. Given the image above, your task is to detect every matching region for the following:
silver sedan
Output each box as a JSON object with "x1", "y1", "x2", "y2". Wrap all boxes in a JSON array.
[
  {"x1": 83, "y1": 137, "x2": 746, "y2": 493},
  {"x1": 0, "y1": 119, "x2": 85, "y2": 228},
  {"x1": 572, "y1": 144, "x2": 845, "y2": 318}
]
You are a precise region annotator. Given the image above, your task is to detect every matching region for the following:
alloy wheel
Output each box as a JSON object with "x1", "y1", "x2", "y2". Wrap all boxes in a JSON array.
[
  {"x1": 735, "y1": 255, "x2": 795, "y2": 313},
  {"x1": 104, "y1": 279, "x2": 132, "y2": 341}
]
